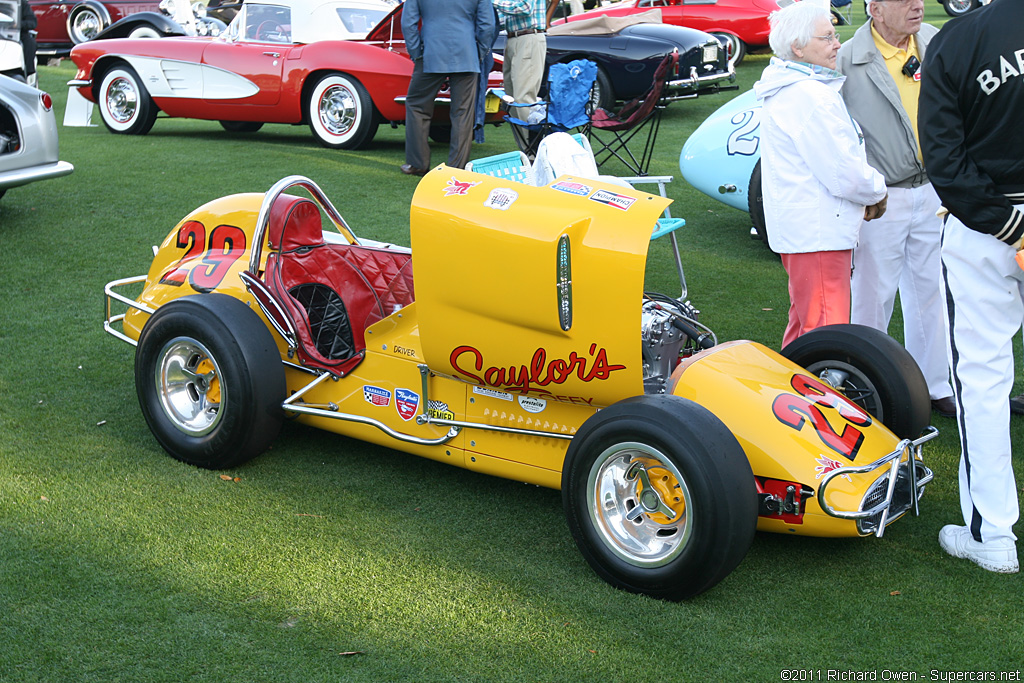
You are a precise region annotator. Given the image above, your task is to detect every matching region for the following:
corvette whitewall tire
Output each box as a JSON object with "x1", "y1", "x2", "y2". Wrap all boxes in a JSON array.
[
  {"x1": 98, "y1": 64, "x2": 158, "y2": 135},
  {"x1": 307, "y1": 73, "x2": 378, "y2": 150}
]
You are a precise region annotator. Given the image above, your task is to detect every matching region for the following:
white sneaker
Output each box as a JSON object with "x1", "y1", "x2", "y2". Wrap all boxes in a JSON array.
[{"x1": 938, "y1": 525, "x2": 1019, "y2": 573}]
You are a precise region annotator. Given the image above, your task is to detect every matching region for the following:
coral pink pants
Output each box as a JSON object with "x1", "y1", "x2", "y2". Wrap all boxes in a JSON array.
[{"x1": 780, "y1": 250, "x2": 853, "y2": 348}]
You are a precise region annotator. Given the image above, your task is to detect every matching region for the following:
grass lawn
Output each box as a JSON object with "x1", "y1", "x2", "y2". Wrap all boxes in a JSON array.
[{"x1": 2, "y1": 4, "x2": 1022, "y2": 681}]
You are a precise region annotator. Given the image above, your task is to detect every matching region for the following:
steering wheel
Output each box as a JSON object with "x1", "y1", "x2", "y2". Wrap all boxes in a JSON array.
[{"x1": 256, "y1": 20, "x2": 285, "y2": 41}]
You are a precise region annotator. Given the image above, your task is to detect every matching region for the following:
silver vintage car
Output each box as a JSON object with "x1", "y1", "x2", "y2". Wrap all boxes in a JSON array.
[{"x1": 0, "y1": 73, "x2": 73, "y2": 201}]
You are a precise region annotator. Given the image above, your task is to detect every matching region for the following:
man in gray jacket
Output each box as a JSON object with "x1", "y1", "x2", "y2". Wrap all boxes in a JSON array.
[
  {"x1": 837, "y1": 0, "x2": 954, "y2": 418},
  {"x1": 401, "y1": 0, "x2": 495, "y2": 175}
]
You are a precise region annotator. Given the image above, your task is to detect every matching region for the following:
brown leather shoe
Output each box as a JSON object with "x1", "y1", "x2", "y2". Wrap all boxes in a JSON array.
[
  {"x1": 400, "y1": 164, "x2": 427, "y2": 176},
  {"x1": 931, "y1": 396, "x2": 956, "y2": 418}
]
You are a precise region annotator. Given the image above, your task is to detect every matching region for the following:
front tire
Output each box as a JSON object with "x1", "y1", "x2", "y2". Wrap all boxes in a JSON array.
[
  {"x1": 307, "y1": 73, "x2": 378, "y2": 150},
  {"x1": 781, "y1": 324, "x2": 930, "y2": 440},
  {"x1": 68, "y1": 5, "x2": 105, "y2": 44},
  {"x1": 128, "y1": 24, "x2": 162, "y2": 39},
  {"x1": 562, "y1": 395, "x2": 757, "y2": 601},
  {"x1": 135, "y1": 294, "x2": 286, "y2": 469},
  {"x1": 748, "y1": 158, "x2": 768, "y2": 246},
  {"x1": 98, "y1": 64, "x2": 158, "y2": 135}
]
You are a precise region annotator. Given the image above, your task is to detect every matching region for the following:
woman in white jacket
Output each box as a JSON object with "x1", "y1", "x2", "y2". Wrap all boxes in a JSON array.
[{"x1": 755, "y1": 1, "x2": 887, "y2": 347}]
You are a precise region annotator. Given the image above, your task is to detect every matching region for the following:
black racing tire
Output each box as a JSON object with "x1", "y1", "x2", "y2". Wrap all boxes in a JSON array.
[
  {"x1": 747, "y1": 158, "x2": 768, "y2": 246},
  {"x1": 307, "y1": 72, "x2": 378, "y2": 150},
  {"x1": 781, "y1": 324, "x2": 930, "y2": 440},
  {"x1": 97, "y1": 63, "x2": 158, "y2": 135},
  {"x1": 220, "y1": 120, "x2": 264, "y2": 133},
  {"x1": 942, "y1": 0, "x2": 978, "y2": 17},
  {"x1": 562, "y1": 395, "x2": 757, "y2": 601},
  {"x1": 135, "y1": 294, "x2": 286, "y2": 469},
  {"x1": 591, "y1": 65, "x2": 615, "y2": 113},
  {"x1": 711, "y1": 32, "x2": 745, "y2": 68}
]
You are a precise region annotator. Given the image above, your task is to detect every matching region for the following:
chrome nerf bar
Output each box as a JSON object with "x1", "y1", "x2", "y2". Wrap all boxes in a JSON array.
[{"x1": 816, "y1": 426, "x2": 939, "y2": 537}]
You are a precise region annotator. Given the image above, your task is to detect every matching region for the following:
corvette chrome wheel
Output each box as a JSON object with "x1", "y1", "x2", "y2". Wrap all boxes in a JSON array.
[
  {"x1": 562, "y1": 395, "x2": 757, "y2": 601},
  {"x1": 155, "y1": 338, "x2": 224, "y2": 437},
  {"x1": 587, "y1": 442, "x2": 693, "y2": 567},
  {"x1": 307, "y1": 73, "x2": 378, "y2": 149},
  {"x1": 98, "y1": 65, "x2": 158, "y2": 135}
]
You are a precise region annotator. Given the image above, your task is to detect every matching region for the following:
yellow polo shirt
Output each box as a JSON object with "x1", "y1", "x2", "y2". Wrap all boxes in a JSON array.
[{"x1": 871, "y1": 24, "x2": 922, "y2": 159}]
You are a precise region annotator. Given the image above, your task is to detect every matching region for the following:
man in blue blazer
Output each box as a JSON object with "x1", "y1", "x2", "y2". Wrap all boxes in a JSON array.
[{"x1": 401, "y1": 0, "x2": 496, "y2": 175}]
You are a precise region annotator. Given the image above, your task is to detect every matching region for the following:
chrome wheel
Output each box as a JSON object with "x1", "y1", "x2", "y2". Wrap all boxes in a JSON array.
[
  {"x1": 105, "y1": 75, "x2": 139, "y2": 125},
  {"x1": 98, "y1": 65, "x2": 157, "y2": 134},
  {"x1": 318, "y1": 84, "x2": 356, "y2": 137},
  {"x1": 804, "y1": 358, "x2": 882, "y2": 421},
  {"x1": 306, "y1": 73, "x2": 377, "y2": 149},
  {"x1": 155, "y1": 337, "x2": 224, "y2": 437},
  {"x1": 69, "y1": 8, "x2": 103, "y2": 43},
  {"x1": 587, "y1": 441, "x2": 693, "y2": 567}
]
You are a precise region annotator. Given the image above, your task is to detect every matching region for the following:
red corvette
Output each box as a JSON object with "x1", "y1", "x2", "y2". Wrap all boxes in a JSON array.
[
  {"x1": 556, "y1": 0, "x2": 778, "y2": 66},
  {"x1": 67, "y1": 0, "x2": 502, "y2": 149}
]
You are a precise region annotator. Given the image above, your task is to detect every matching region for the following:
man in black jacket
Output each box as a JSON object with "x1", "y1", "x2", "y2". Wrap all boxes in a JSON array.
[{"x1": 920, "y1": 0, "x2": 1024, "y2": 574}]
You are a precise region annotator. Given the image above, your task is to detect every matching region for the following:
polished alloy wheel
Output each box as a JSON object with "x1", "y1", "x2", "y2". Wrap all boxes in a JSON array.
[
  {"x1": 587, "y1": 441, "x2": 693, "y2": 567},
  {"x1": 155, "y1": 337, "x2": 224, "y2": 436}
]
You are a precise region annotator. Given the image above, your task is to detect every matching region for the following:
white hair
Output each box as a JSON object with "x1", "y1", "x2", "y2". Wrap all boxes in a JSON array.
[{"x1": 768, "y1": 1, "x2": 833, "y2": 61}]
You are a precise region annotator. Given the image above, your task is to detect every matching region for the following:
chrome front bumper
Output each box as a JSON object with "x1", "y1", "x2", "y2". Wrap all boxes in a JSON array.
[{"x1": 817, "y1": 426, "x2": 939, "y2": 537}]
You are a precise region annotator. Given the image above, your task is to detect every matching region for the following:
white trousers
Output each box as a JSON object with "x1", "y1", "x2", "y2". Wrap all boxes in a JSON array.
[
  {"x1": 941, "y1": 209, "x2": 1024, "y2": 544},
  {"x1": 851, "y1": 183, "x2": 952, "y2": 400}
]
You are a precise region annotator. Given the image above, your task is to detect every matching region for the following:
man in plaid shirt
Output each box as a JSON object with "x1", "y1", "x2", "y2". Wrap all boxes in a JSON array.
[{"x1": 493, "y1": 0, "x2": 553, "y2": 119}]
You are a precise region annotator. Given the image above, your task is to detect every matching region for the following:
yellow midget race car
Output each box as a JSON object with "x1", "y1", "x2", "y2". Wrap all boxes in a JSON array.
[{"x1": 103, "y1": 171, "x2": 937, "y2": 600}]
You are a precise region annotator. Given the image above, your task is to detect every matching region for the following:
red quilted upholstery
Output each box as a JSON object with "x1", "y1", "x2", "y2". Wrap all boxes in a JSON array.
[
  {"x1": 344, "y1": 246, "x2": 415, "y2": 324},
  {"x1": 262, "y1": 192, "x2": 415, "y2": 376}
]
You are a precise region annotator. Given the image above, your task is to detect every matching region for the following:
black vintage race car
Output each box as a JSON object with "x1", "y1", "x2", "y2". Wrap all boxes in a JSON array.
[{"x1": 494, "y1": 12, "x2": 737, "y2": 111}]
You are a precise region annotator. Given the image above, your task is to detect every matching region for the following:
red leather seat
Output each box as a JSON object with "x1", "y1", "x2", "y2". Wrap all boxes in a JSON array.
[{"x1": 264, "y1": 195, "x2": 414, "y2": 376}]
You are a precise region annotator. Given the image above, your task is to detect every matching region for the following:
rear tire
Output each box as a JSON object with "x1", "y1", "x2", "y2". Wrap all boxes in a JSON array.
[
  {"x1": 711, "y1": 32, "x2": 745, "y2": 68},
  {"x1": 562, "y1": 395, "x2": 756, "y2": 600},
  {"x1": 135, "y1": 294, "x2": 286, "y2": 469},
  {"x1": 591, "y1": 65, "x2": 615, "y2": 112},
  {"x1": 307, "y1": 72, "x2": 378, "y2": 150},
  {"x1": 781, "y1": 324, "x2": 930, "y2": 440}
]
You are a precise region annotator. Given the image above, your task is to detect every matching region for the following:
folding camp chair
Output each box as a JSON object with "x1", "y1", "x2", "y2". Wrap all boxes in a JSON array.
[
  {"x1": 587, "y1": 51, "x2": 678, "y2": 177},
  {"x1": 502, "y1": 59, "x2": 597, "y2": 160},
  {"x1": 831, "y1": 0, "x2": 853, "y2": 25}
]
